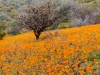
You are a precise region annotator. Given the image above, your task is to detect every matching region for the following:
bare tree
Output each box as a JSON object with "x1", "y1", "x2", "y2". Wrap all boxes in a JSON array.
[{"x1": 17, "y1": 1, "x2": 68, "y2": 40}]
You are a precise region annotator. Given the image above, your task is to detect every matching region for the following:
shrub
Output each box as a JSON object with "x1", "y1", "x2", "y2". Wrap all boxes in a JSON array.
[
  {"x1": 0, "y1": 30, "x2": 6, "y2": 40},
  {"x1": 0, "y1": 12, "x2": 8, "y2": 20},
  {"x1": 0, "y1": 23, "x2": 6, "y2": 40},
  {"x1": 11, "y1": 2, "x2": 20, "y2": 9},
  {"x1": 69, "y1": 1, "x2": 99, "y2": 25},
  {"x1": 71, "y1": 18, "x2": 88, "y2": 27},
  {"x1": 95, "y1": 13, "x2": 100, "y2": 23},
  {"x1": 59, "y1": 22, "x2": 72, "y2": 28},
  {"x1": 7, "y1": 20, "x2": 21, "y2": 35}
]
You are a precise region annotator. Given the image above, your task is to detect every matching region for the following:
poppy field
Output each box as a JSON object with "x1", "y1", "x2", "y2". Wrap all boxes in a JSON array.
[{"x1": 0, "y1": 24, "x2": 100, "y2": 75}]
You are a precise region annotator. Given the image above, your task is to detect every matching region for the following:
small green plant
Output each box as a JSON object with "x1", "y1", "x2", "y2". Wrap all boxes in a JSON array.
[{"x1": 0, "y1": 30, "x2": 6, "y2": 40}]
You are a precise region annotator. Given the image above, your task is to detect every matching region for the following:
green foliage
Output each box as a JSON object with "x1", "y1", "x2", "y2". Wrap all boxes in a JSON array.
[
  {"x1": 0, "y1": 20, "x2": 11, "y2": 29},
  {"x1": 95, "y1": 13, "x2": 100, "y2": 23},
  {"x1": 77, "y1": 0, "x2": 95, "y2": 3},
  {"x1": 0, "y1": 29, "x2": 6, "y2": 40},
  {"x1": 45, "y1": 22, "x2": 72, "y2": 31},
  {"x1": 7, "y1": 11, "x2": 17, "y2": 18},
  {"x1": 7, "y1": 20, "x2": 21, "y2": 35},
  {"x1": 84, "y1": 0, "x2": 94, "y2": 3},
  {"x1": 0, "y1": 12, "x2": 8, "y2": 20},
  {"x1": 58, "y1": 22, "x2": 72, "y2": 28},
  {"x1": 45, "y1": 25, "x2": 58, "y2": 31},
  {"x1": 0, "y1": 25, "x2": 6, "y2": 40},
  {"x1": 87, "y1": 50, "x2": 100, "y2": 61},
  {"x1": 0, "y1": 3, "x2": 19, "y2": 35}
]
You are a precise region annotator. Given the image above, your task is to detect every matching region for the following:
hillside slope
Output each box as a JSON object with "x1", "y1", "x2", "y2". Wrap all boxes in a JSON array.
[{"x1": 0, "y1": 24, "x2": 100, "y2": 74}]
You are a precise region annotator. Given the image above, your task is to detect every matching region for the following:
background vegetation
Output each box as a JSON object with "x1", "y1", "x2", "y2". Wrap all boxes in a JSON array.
[{"x1": 0, "y1": 0, "x2": 100, "y2": 37}]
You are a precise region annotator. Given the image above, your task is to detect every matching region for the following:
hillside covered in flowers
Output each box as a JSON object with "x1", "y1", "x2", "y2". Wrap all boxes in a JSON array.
[{"x1": 0, "y1": 24, "x2": 100, "y2": 74}]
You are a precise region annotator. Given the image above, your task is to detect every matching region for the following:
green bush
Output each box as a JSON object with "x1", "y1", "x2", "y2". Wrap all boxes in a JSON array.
[
  {"x1": 0, "y1": 30, "x2": 6, "y2": 40},
  {"x1": 58, "y1": 22, "x2": 72, "y2": 28},
  {"x1": 7, "y1": 20, "x2": 21, "y2": 35},
  {"x1": 87, "y1": 50, "x2": 100, "y2": 61},
  {"x1": 0, "y1": 12, "x2": 8, "y2": 20}
]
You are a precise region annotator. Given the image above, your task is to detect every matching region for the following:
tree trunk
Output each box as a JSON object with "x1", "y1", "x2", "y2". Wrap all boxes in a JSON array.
[
  {"x1": 34, "y1": 31, "x2": 41, "y2": 40},
  {"x1": 36, "y1": 34, "x2": 39, "y2": 40}
]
